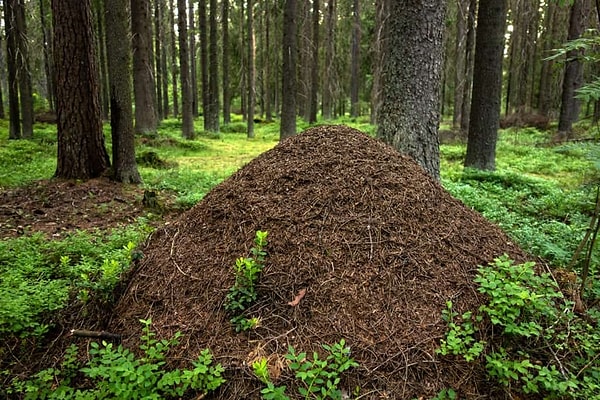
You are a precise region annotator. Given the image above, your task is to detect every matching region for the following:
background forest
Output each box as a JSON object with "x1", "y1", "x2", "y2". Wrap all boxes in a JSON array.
[{"x1": 2, "y1": 0, "x2": 600, "y2": 399}]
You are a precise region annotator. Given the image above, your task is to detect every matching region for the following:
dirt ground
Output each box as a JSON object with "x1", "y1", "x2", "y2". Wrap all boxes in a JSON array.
[{"x1": 0, "y1": 177, "x2": 171, "y2": 239}]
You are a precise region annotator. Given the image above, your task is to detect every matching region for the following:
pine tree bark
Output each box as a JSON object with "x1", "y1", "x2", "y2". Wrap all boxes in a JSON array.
[
  {"x1": 154, "y1": 0, "x2": 164, "y2": 119},
  {"x1": 453, "y1": 0, "x2": 469, "y2": 130},
  {"x1": 132, "y1": 0, "x2": 158, "y2": 135},
  {"x1": 169, "y1": 0, "x2": 179, "y2": 116},
  {"x1": 308, "y1": 0, "x2": 319, "y2": 124},
  {"x1": 247, "y1": 0, "x2": 255, "y2": 138},
  {"x1": 199, "y1": 1, "x2": 209, "y2": 122},
  {"x1": 350, "y1": 0, "x2": 361, "y2": 117},
  {"x1": 4, "y1": 0, "x2": 20, "y2": 139},
  {"x1": 15, "y1": 0, "x2": 33, "y2": 139},
  {"x1": 189, "y1": 0, "x2": 199, "y2": 117},
  {"x1": 178, "y1": 0, "x2": 194, "y2": 139},
  {"x1": 460, "y1": 0, "x2": 477, "y2": 135},
  {"x1": 464, "y1": 0, "x2": 507, "y2": 171},
  {"x1": 323, "y1": 0, "x2": 337, "y2": 120},
  {"x1": 377, "y1": 0, "x2": 446, "y2": 180},
  {"x1": 106, "y1": 0, "x2": 141, "y2": 183},
  {"x1": 206, "y1": 0, "x2": 220, "y2": 132},
  {"x1": 52, "y1": 0, "x2": 110, "y2": 179},
  {"x1": 557, "y1": 0, "x2": 590, "y2": 139},
  {"x1": 222, "y1": 0, "x2": 231, "y2": 124},
  {"x1": 280, "y1": 0, "x2": 297, "y2": 140},
  {"x1": 40, "y1": 0, "x2": 54, "y2": 112}
]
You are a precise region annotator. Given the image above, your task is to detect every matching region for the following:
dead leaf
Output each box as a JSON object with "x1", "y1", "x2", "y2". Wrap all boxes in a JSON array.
[{"x1": 288, "y1": 288, "x2": 307, "y2": 307}]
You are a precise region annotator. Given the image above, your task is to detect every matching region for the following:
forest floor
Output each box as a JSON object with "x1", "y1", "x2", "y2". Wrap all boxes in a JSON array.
[{"x1": 0, "y1": 177, "x2": 177, "y2": 239}]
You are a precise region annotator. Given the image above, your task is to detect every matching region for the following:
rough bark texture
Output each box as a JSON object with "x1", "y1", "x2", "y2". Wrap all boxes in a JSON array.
[
  {"x1": 350, "y1": 0, "x2": 360, "y2": 117},
  {"x1": 377, "y1": 0, "x2": 445, "y2": 180},
  {"x1": 15, "y1": 0, "x2": 33, "y2": 139},
  {"x1": 280, "y1": 0, "x2": 297, "y2": 140},
  {"x1": 40, "y1": 0, "x2": 54, "y2": 112},
  {"x1": 131, "y1": 0, "x2": 158, "y2": 135},
  {"x1": 106, "y1": 0, "x2": 141, "y2": 183},
  {"x1": 464, "y1": 0, "x2": 507, "y2": 171},
  {"x1": 199, "y1": 1, "x2": 209, "y2": 122},
  {"x1": 4, "y1": 0, "x2": 20, "y2": 139},
  {"x1": 557, "y1": 0, "x2": 590, "y2": 138},
  {"x1": 206, "y1": 0, "x2": 220, "y2": 132},
  {"x1": 189, "y1": 0, "x2": 198, "y2": 117},
  {"x1": 169, "y1": 0, "x2": 179, "y2": 116},
  {"x1": 52, "y1": 0, "x2": 110, "y2": 179},
  {"x1": 177, "y1": 0, "x2": 194, "y2": 139},
  {"x1": 154, "y1": 0, "x2": 164, "y2": 119},
  {"x1": 453, "y1": 0, "x2": 468, "y2": 130},
  {"x1": 246, "y1": 0, "x2": 255, "y2": 138},
  {"x1": 322, "y1": 0, "x2": 337, "y2": 120},
  {"x1": 222, "y1": 0, "x2": 231, "y2": 124},
  {"x1": 460, "y1": 0, "x2": 477, "y2": 134},
  {"x1": 95, "y1": 0, "x2": 110, "y2": 120},
  {"x1": 308, "y1": 0, "x2": 319, "y2": 124}
]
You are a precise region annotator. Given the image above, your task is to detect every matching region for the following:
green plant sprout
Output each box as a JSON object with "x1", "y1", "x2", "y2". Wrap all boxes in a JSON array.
[{"x1": 225, "y1": 230, "x2": 268, "y2": 332}]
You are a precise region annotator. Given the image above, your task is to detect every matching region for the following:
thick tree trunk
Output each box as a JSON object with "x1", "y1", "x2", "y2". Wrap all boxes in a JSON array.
[
  {"x1": 464, "y1": 0, "x2": 508, "y2": 171},
  {"x1": 350, "y1": 0, "x2": 360, "y2": 117},
  {"x1": 94, "y1": 0, "x2": 110, "y2": 120},
  {"x1": 280, "y1": 0, "x2": 297, "y2": 140},
  {"x1": 52, "y1": 0, "x2": 110, "y2": 179},
  {"x1": 132, "y1": 0, "x2": 158, "y2": 135},
  {"x1": 206, "y1": 0, "x2": 220, "y2": 132},
  {"x1": 106, "y1": 0, "x2": 141, "y2": 183},
  {"x1": 557, "y1": 0, "x2": 590, "y2": 138},
  {"x1": 177, "y1": 0, "x2": 194, "y2": 139},
  {"x1": 377, "y1": 0, "x2": 446, "y2": 180}
]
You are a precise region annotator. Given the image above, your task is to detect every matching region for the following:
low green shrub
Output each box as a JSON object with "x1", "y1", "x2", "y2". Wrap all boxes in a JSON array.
[
  {"x1": 438, "y1": 256, "x2": 600, "y2": 398},
  {"x1": 10, "y1": 319, "x2": 225, "y2": 399}
]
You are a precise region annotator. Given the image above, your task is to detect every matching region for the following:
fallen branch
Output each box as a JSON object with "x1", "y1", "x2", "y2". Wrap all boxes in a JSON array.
[{"x1": 69, "y1": 329, "x2": 122, "y2": 342}]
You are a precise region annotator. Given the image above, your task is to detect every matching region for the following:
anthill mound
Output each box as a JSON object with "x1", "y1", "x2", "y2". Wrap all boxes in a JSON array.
[{"x1": 110, "y1": 125, "x2": 528, "y2": 399}]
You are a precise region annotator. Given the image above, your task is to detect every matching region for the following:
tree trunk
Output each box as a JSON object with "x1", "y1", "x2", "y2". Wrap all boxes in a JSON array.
[
  {"x1": 280, "y1": 0, "x2": 297, "y2": 140},
  {"x1": 370, "y1": 0, "x2": 387, "y2": 124},
  {"x1": 350, "y1": 0, "x2": 360, "y2": 117},
  {"x1": 178, "y1": 0, "x2": 194, "y2": 139},
  {"x1": 323, "y1": 0, "x2": 336, "y2": 120},
  {"x1": 4, "y1": 0, "x2": 20, "y2": 139},
  {"x1": 94, "y1": 0, "x2": 110, "y2": 120},
  {"x1": 206, "y1": 0, "x2": 220, "y2": 132},
  {"x1": 557, "y1": 0, "x2": 590, "y2": 139},
  {"x1": 15, "y1": 0, "x2": 33, "y2": 139},
  {"x1": 464, "y1": 0, "x2": 507, "y2": 171},
  {"x1": 199, "y1": 1, "x2": 209, "y2": 122},
  {"x1": 154, "y1": 0, "x2": 165, "y2": 120},
  {"x1": 169, "y1": 0, "x2": 179, "y2": 116},
  {"x1": 40, "y1": 0, "x2": 54, "y2": 112},
  {"x1": 159, "y1": 0, "x2": 169, "y2": 117},
  {"x1": 222, "y1": 0, "x2": 231, "y2": 124},
  {"x1": 52, "y1": 0, "x2": 110, "y2": 179},
  {"x1": 189, "y1": 0, "x2": 198, "y2": 117},
  {"x1": 308, "y1": 0, "x2": 319, "y2": 124},
  {"x1": 132, "y1": 0, "x2": 158, "y2": 135},
  {"x1": 377, "y1": 0, "x2": 446, "y2": 180},
  {"x1": 106, "y1": 0, "x2": 141, "y2": 183},
  {"x1": 247, "y1": 0, "x2": 255, "y2": 138},
  {"x1": 460, "y1": 0, "x2": 477, "y2": 134},
  {"x1": 453, "y1": 0, "x2": 469, "y2": 130}
]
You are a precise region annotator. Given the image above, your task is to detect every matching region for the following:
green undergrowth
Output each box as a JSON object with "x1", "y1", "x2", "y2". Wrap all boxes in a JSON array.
[
  {"x1": 0, "y1": 224, "x2": 149, "y2": 339},
  {"x1": 438, "y1": 256, "x2": 600, "y2": 398}
]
